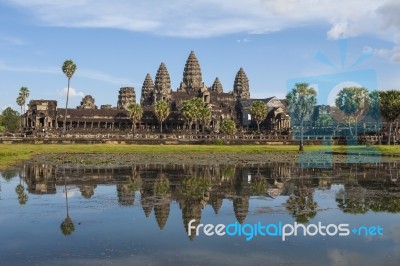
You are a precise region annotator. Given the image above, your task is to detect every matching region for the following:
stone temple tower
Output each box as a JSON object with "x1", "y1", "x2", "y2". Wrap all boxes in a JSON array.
[
  {"x1": 178, "y1": 51, "x2": 206, "y2": 92},
  {"x1": 140, "y1": 73, "x2": 155, "y2": 106},
  {"x1": 210, "y1": 77, "x2": 223, "y2": 93},
  {"x1": 154, "y1": 62, "x2": 172, "y2": 102},
  {"x1": 233, "y1": 68, "x2": 250, "y2": 99},
  {"x1": 117, "y1": 87, "x2": 136, "y2": 109}
]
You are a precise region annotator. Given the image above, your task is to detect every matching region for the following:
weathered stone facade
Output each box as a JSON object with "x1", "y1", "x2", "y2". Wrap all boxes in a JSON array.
[
  {"x1": 24, "y1": 51, "x2": 290, "y2": 134},
  {"x1": 117, "y1": 87, "x2": 136, "y2": 110}
]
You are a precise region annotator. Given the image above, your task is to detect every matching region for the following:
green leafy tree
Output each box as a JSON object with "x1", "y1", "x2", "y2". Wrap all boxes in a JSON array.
[
  {"x1": 126, "y1": 103, "x2": 143, "y2": 133},
  {"x1": 220, "y1": 119, "x2": 236, "y2": 135},
  {"x1": 1, "y1": 107, "x2": 20, "y2": 132},
  {"x1": 250, "y1": 100, "x2": 268, "y2": 132},
  {"x1": 316, "y1": 114, "x2": 333, "y2": 128},
  {"x1": 286, "y1": 83, "x2": 317, "y2": 152},
  {"x1": 379, "y1": 90, "x2": 400, "y2": 145},
  {"x1": 0, "y1": 115, "x2": 4, "y2": 132},
  {"x1": 335, "y1": 87, "x2": 370, "y2": 138},
  {"x1": 154, "y1": 100, "x2": 170, "y2": 133},
  {"x1": 181, "y1": 98, "x2": 204, "y2": 134},
  {"x1": 62, "y1": 60, "x2": 77, "y2": 132},
  {"x1": 198, "y1": 106, "x2": 211, "y2": 134}
]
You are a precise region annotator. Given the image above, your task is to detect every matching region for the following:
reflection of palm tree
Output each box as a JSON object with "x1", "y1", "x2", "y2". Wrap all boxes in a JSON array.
[
  {"x1": 286, "y1": 186, "x2": 317, "y2": 223},
  {"x1": 60, "y1": 175, "x2": 74, "y2": 236},
  {"x1": 15, "y1": 176, "x2": 28, "y2": 205}
]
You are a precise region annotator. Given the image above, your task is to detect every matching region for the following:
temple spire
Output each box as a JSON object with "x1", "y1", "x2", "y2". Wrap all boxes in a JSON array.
[
  {"x1": 210, "y1": 77, "x2": 223, "y2": 93},
  {"x1": 178, "y1": 51, "x2": 204, "y2": 92},
  {"x1": 140, "y1": 73, "x2": 154, "y2": 105},
  {"x1": 154, "y1": 62, "x2": 171, "y2": 101},
  {"x1": 233, "y1": 67, "x2": 250, "y2": 99}
]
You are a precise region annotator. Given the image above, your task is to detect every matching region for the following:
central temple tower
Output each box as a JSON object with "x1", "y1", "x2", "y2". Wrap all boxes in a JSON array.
[{"x1": 178, "y1": 51, "x2": 206, "y2": 92}]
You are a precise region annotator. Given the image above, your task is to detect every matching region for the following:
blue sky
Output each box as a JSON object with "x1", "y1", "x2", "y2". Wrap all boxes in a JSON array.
[{"x1": 0, "y1": 0, "x2": 399, "y2": 112}]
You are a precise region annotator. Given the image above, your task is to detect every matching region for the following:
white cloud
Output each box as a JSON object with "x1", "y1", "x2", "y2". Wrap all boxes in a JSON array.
[
  {"x1": 0, "y1": 0, "x2": 387, "y2": 38},
  {"x1": 376, "y1": 46, "x2": 400, "y2": 63},
  {"x1": 5, "y1": 0, "x2": 400, "y2": 63},
  {"x1": 59, "y1": 87, "x2": 85, "y2": 98}
]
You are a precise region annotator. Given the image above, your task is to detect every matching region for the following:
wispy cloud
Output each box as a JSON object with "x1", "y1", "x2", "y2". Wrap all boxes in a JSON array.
[
  {"x1": 0, "y1": 60, "x2": 130, "y2": 84},
  {"x1": 0, "y1": 34, "x2": 26, "y2": 46},
  {"x1": 58, "y1": 87, "x2": 85, "y2": 98},
  {"x1": 3, "y1": 0, "x2": 397, "y2": 40},
  {"x1": 5, "y1": 0, "x2": 400, "y2": 63}
]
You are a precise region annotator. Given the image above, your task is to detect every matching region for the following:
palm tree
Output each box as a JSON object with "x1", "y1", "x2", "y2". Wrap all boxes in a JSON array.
[
  {"x1": 220, "y1": 119, "x2": 236, "y2": 135},
  {"x1": 198, "y1": 106, "x2": 211, "y2": 134},
  {"x1": 154, "y1": 100, "x2": 170, "y2": 133},
  {"x1": 286, "y1": 83, "x2": 317, "y2": 152},
  {"x1": 126, "y1": 103, "x2": 143, "y2": 134},
  {"x1": 181, "y1": 98, "x2": 204, "y2": 134},
  {"x1": 62, "y1": 60, "x2": 77, "y2": 133},
  {"x1": 16, "y1": 95, "x2": 24, "y2": 128},
  {"x1": 379, "y1": 90, "x2": 400, "y2": 145},
  {"x1": 335, "y1": 87, "x2": 370, "y2": 139},
  {"x1": 19, "y1": 86, "x2": 30, "y2": 114},
  {"x1": 250, "y1": 100, "x2": 268, "y2": 133}
]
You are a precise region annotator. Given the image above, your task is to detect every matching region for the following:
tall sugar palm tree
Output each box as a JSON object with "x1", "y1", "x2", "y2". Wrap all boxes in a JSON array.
[
  {"x1": 198, "y1": 106, "x2": 211, "y2": 134},
  {"x1": 16, "y1": 95, "x2": 24, "y2": 128},
  {"x1": 62, "y1": 60, "x2": 77, "y2": 132},
  {"x1": 19, "y1": 86, "x2": 30, "y2": 114},
  {"x1": 286, "y1": 83, "x2": 317, "y2": 152},
  {"x1": 250, "y1": 100, "x2": 268, "y2": 133},
  {"x1": 126, "y1": 103, "x2": 143, "y2": 134},
  {"x1": 154, "y1": 100, "x2": 170, "y2": 133}
]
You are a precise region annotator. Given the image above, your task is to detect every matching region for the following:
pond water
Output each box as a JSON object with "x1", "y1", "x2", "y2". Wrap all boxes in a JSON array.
[{"x1": 0, "y1": 162, "x2": 399, "y2": 265}]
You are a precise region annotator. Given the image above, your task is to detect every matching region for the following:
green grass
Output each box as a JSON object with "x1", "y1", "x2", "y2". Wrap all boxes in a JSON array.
[{"x1": 0, "y1": 143, "x2": 399, "y2": 169}]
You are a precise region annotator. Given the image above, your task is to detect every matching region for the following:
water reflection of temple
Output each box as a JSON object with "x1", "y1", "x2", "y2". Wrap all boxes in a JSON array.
[{"x1": 19, "y1": 162, "x2": 400, "y2": 239}]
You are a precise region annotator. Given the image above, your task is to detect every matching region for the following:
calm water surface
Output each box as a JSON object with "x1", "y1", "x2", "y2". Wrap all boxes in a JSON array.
[{"x1": 0, "y1": 162, "x2": 399, "y2": 265}]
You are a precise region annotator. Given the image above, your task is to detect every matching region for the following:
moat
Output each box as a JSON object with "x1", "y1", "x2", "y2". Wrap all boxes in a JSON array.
[{"x1": 1, "y1": 162, "x2": 399, "y2": 265}]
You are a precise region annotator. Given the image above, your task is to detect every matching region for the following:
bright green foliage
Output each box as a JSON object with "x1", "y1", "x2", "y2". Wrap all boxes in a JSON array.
[
  {"x1": 220, "y1": 119, "x2": 236, "y2": 135},
  {"x1": 154, "y1": 100, "x2": 170, "y2": 133},
  {"x1": 181, "y1": 97, "x2": 208, "y2": 133},
  {"x1": 316, "y1": 114, "x2": 333, "y2": 127},
  {"x1": 62, "y1": 60, "x2": 77, "y2": 79},
  {"x1": 286, "y1": 83, "x2": 317, "y2": 151},
  {"x1": 126, "y1": 103, "x2": 143, "y2": 133},
  {"x1": 198, "y1": 105, "x2": 211, "y2": 133},
  {"x1": 379, "y1": 90, "x2": 400, "y2": 122},
  {"x1": 379, "y1": 90, "x2": 400, "y2": 145},
  {"x1": 1, "y1": 107, "x2": 20, "y2": 132},
  {"x1": 335, "y1": 87, "x2": 370, "y2": 137},
  {"x1": 250, "y1": 100, "x2": 267, "y2": 132}
]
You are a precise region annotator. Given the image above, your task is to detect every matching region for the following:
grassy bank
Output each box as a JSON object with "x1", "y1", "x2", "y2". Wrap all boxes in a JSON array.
[{"x1": 0, "y1": 143, "x2": 399, "y2": 169}]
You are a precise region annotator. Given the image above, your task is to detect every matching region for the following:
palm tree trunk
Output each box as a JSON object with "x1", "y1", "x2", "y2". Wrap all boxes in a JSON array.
[
  {"x1": 160, "y1": 121, "x2": 163, "y2": 133},
  {"x1": 257, "y1": 122, "x2": 260, "y2": 133},
  {"x1": 20, "y1": 106, "x2": 23, "y2": 129},
  {"x1": 299, "y1": 120, "x2": 304, "y2": 152},
  {"x1": 63, "y1": 78, "x2": 70, "y2": 133},
  {"x1": 388, "y1": 122, "x2": 392, "y2": 145},
  {"x1": 132, "y1": 120, "x2": 135, "y2": 134}
]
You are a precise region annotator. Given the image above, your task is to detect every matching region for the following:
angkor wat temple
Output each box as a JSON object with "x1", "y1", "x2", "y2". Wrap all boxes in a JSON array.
[{"x1": 23, "y1": 51, "x2": 290, "y2": 134}]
